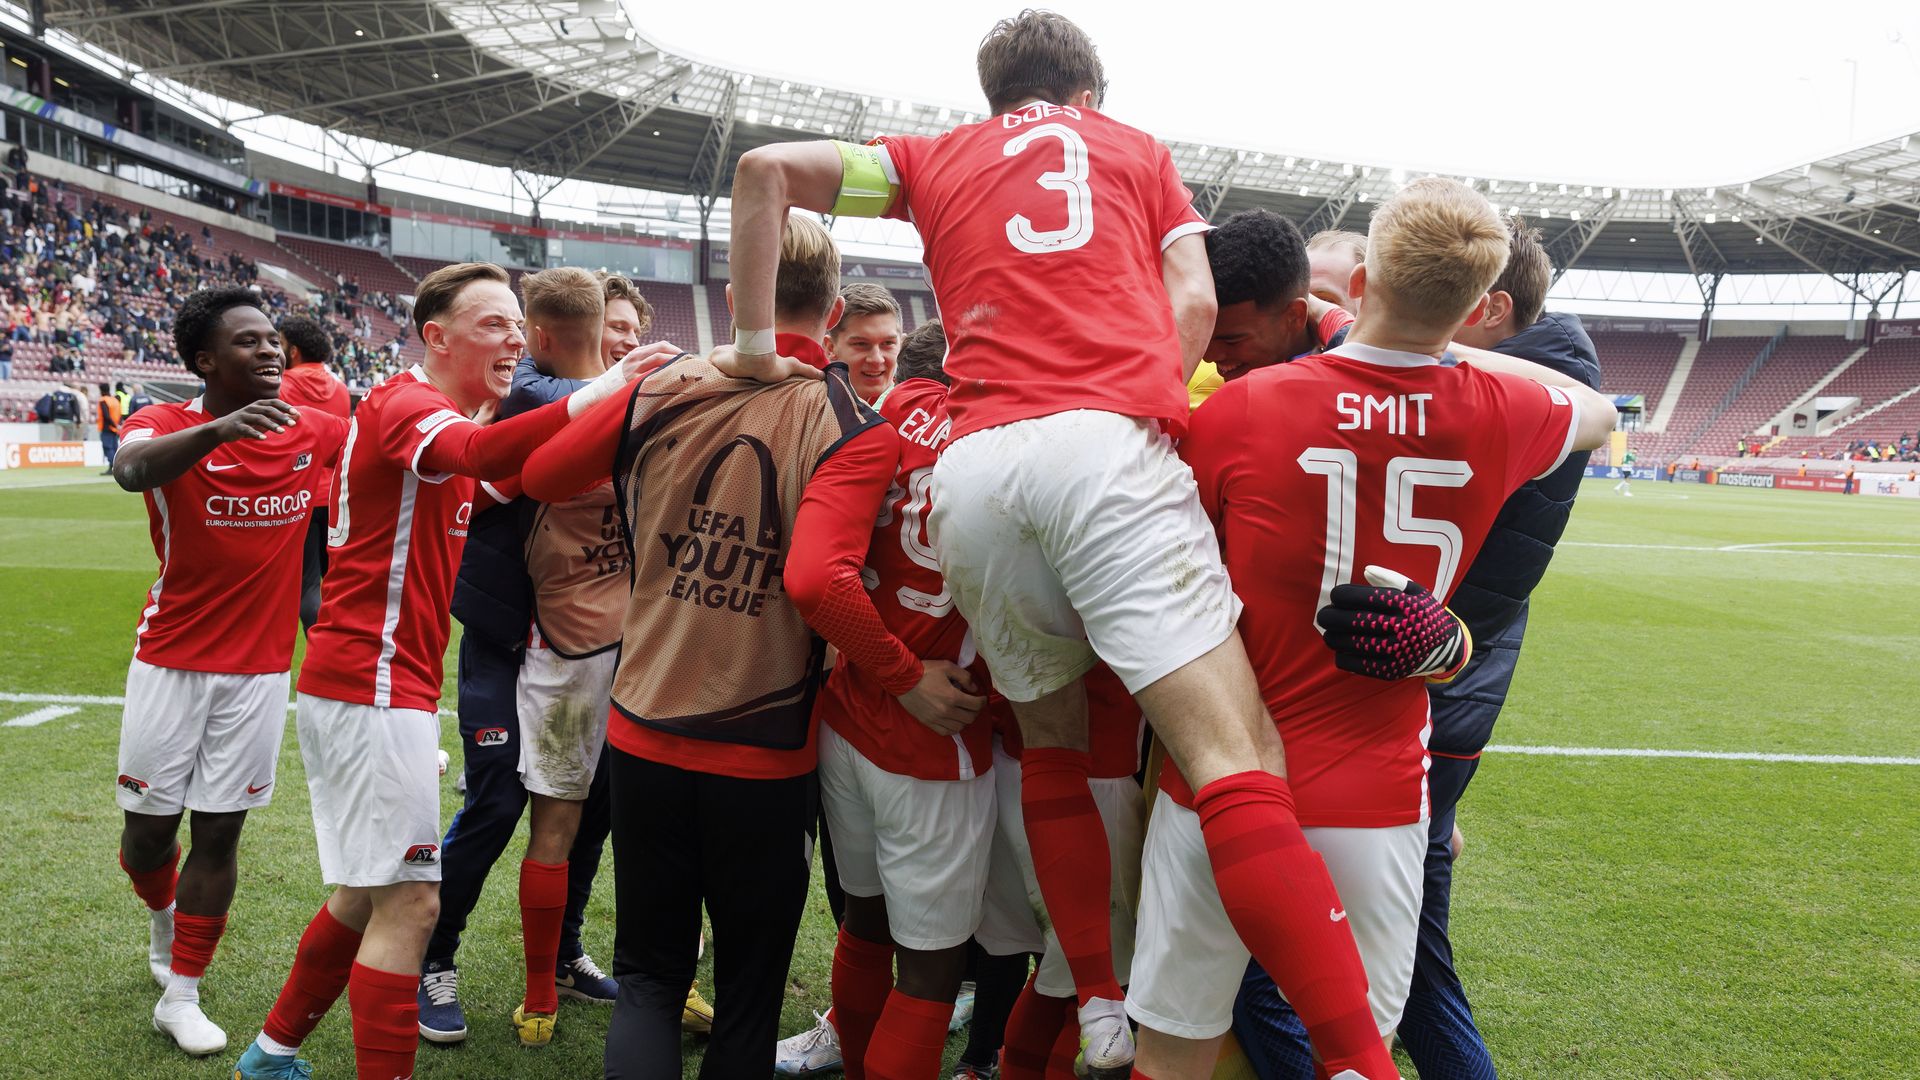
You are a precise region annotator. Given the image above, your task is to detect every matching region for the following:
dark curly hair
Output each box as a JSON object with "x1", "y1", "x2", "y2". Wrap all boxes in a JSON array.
[
  {"x1": 896, "y1": 318, "x2": 948, "y2": 386},
  {"x1": 1206, "y1": 208, "x2": 1309, "y2": 310},
  {"x1": 174, "y1": 286, "x2": 269, "y2": 374},
  {"x1": 276, "y1": 314, "x2": 333, "y2": 366}
]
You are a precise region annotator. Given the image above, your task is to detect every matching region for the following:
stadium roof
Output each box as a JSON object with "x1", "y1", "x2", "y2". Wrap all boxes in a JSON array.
[{"x1": 38, "y1": 0, "x2": 1920, "y2": 290}]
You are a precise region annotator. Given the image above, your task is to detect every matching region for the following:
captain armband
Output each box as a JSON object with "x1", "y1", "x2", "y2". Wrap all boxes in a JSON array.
[{"x1": 830, "y1": 141, "x2": 899, "y2": 218}]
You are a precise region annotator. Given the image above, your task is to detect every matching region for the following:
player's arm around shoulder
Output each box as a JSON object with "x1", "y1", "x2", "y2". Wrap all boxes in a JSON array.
[
  {"x1": 112, "y1": 399, "x2": 299, "y2": 492},
  {"x1": 1455, "y1": 344, "x2": 1615, "y2": 451}
]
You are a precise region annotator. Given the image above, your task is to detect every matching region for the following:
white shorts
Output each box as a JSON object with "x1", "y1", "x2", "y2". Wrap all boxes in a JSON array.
[
  {"x1": 297, "y1": 693, "x2": 443, "y2": 888},
  {"x1": 1127, "y1": 792, "x2": 1425, "y2": 1041},
  {"x1": 930, "y1": 410, "x2": 1241, "y2": 702},
  {"x1": 973, "y1": 743, "x2": 1146, "y2": 998},
  {"x1": 515, "y1": 645, "x2": 616, "y2": 801},
  {"x1": 116, "y1": 659, "x2": 290, "y2": 815},
  {"x1": 818, "y1": 724, "x2": 996, "y2": 951}
]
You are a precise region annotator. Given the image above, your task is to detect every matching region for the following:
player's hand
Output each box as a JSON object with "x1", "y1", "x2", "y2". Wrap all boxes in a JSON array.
[
  {"x1": 615, "y1": 340, "x2": 686, "y2": 381},
  {"x1": 213, "y1": 399, "x2": 297, "y2": 442},
  {"x1": 898, "y1": 660, "x2": 986, "y2": 736},
  {"x1": 1315, "y1": 565, "x2": 1470, "y2": 682},
  {"x1": 708, "y1": 343, "x2": 824, "y2": 383}
]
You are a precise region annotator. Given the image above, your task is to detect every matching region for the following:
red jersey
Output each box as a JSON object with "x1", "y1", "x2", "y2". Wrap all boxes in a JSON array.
[
  {"x1": 876, "y1": 103, "x2": 1207, "y2": 441},
  {"x1": 121, "y1": 399, "x2": 348, "y2": 674},
  {"x1": 1175, "y1": 343, "x2": 1581, "y2": 826},
  {"x1": 814, "y1": 378, "x2": 993, "y2": 781},
  {"x1": 278, "y1": 363, "x2": 352, "y2": 505},
  {"x1": 298, "y1": 369, "x2": 480, "y2": 712}
]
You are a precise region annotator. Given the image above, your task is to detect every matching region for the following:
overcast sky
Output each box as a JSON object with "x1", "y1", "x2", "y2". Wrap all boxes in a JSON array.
[{"x1": 633, "y1": 0, "x2": 1920, "y2": 188}]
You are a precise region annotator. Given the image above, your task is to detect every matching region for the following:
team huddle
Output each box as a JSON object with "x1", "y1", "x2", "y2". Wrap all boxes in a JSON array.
[{"x1": 105, "y1": 11, "x2": 1614, "y2": 1080}]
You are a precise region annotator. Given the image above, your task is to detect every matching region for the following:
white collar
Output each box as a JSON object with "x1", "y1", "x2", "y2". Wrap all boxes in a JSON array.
[
  {"x1": 186, "y1": 396, "x2": 204, "y2": 413},
  {"x1": 1326, "y1": 341, "x2": 1446, "y2": 369}
]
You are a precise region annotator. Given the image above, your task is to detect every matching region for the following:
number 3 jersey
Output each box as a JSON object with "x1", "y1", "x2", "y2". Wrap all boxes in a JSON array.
[
  {"x1": 873, "y1": 104, "x2": 1208, "y2": 441},
  {"x1": 814, "y1": 377, "x2": 995, "y2": 782},
  {"x1": 1175, "y1": 343, "x2": 1582, "y2": 827}
]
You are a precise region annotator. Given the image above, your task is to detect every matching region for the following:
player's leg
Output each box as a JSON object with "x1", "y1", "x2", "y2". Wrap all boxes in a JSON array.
[
  {"x1": 957, "y1": 939, "x2": 1034, "y2": 1076},
  {"x1": 971, "y1": 747, "x2": 1047, "y2": 1076},
  {"x1": 233, "y1": 887, "x2": 371, "y2": 1079},
  {"x1": 558, "y1": 744, "x2": 622, "y2": 1007},
  {"x1": 1396, "y1": 755, "x2": 1497, "y2": 1080},
  {"x1": 697, "y1": 768, "x2": 817, "y2": 1080},
  {"x1": 512, "y1": 645, "x2": 607, "y2": 1042},
  {"x1": 857, "y1": 730, "x2": 995, "y2": 1080},
  {"x1": 421, "y1": 634, "x2": 527, "y2": 1042},
  {"x1": 115, "y1": 659, "x2": 202, "y2": 989},
  {"x1": 603, "y1": 748, "x2": 703, "y2": 1080},
  {"x1": 930, "y1": 423, "x2": 1121, "y2": 1062},
  {"x1": 819, "y1": 724, "x2": 895, "y2": 1078}
]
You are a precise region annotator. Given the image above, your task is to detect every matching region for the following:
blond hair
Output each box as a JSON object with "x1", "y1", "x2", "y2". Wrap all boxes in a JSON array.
[
  {"x1": 829, "y1": 282, "x2": 901, "y2": 336},
  {"x1": 774, "y1": 213, "x2": 841, "y2": 321},
  {"x1": 413, "y1": 262, "x2": 510, "y2": 343},
  {"x1": 520, "y1": 266, "x2": 605, "y2": 351},
  {"x1": 1364, "y1": 178, "x2": 1508, "y2": 328},
  {"x1": 1307, "y1": 229, "x2": 1368, "y2": 262}
]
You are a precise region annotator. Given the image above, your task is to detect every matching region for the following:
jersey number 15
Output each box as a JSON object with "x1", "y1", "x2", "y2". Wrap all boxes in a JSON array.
[{"x1": 1298, "y1": 449, "x2": 1474, "y2": 625}]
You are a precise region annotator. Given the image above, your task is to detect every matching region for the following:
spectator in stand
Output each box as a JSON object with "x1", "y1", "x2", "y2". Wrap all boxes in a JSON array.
[{"x1": 0, "y1": 332, "x2": 10, "y2": 379}]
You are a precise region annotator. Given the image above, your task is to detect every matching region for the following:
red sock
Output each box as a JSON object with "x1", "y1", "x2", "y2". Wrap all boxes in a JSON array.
[
  {"x1": 349, "y1": 962, "x2": 419, "y2": 1080},
  {"x1": 519, "y1": 858, "x2": 568, "y2": 1015},
  {"x1": 1192, "y1": 772, "x2": 1394, "y2": 1079},
  {"x1": 1020, "y1": 748, "x2": 1125, "y2": 1005},
  {"x1": 1044, "y1": 1009, "x2": 1080, "y2": 1079},
  {"x1": 1129, "y1": 1071, "x2": 1159, "y2": 1080},
  {"x1": 830, "y1": 927, "x2": 894, "y2": 1080},
  {"x1": 863, "y1": 988, "x2": 954, "y2": 1080},
  {"x1": 119, "y1": 845, "x2": 178, "y2": 911},
  {"x1": 1001, "y1": 977, "x2": 1073, "y2": 1080},
  {"x1": 169, "y1": 912, "x2": 227, "y2": 978},
  {"x1": 262, "y1": 904, "x2": 362, "y2": 1047}
]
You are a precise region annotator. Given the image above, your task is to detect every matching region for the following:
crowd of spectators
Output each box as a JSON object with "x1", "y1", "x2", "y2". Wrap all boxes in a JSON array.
[
  {"x1": 0, "y1": 154, "x2": 414, "y2": 418},
  {"x1": 1817, "y1": 436, "x2": 1919, "y2": 462}
]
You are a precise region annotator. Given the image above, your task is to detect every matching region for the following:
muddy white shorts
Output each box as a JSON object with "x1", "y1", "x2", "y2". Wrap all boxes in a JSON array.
[
  {"x1": 515, "y1": 645, "x2": 616, "y2": 801},
  {"x1": 1127, "y1": 791, "x2": 1425, "y2": 1040},
  {"x1": 818, "y1": 723, "x2": 996, "y2": 951},
  {"x1": 930, "y1": 410, "x2": 1241, "y2": 703},
  {"x1": 297, "y1": 693, "x2": 443, "y2": 888},
  {"x1": 115, "y1": 658, "x2": 290, "y2": 814}
]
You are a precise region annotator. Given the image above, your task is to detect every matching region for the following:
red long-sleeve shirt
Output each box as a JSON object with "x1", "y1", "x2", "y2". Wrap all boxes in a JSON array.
[{"x1": 522, "y1": 342, "x2": 919, "y2": 778}]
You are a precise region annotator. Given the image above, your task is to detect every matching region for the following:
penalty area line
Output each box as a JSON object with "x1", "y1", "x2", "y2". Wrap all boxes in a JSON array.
[{"x1": 1485, "y1": 744, "x2": 1920, "y2": 766}]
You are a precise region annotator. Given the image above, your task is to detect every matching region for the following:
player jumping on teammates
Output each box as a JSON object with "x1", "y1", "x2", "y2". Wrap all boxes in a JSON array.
[
  {"x1": 229, "y1": 263, "x2": 650, "y2": 1080},
  {"x1": 112, "y1": 287, "x2": 348, "y2": 1057},
  {"x1": 718, "y1": 12, "x2": 1394, "y2": 1077},
  {"x1": 1160, "y1": 178, "x2": 1617, "y2": 1076}
]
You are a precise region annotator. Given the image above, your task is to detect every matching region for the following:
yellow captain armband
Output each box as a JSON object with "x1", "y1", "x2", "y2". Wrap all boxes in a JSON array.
[{"x1": 831, "y1": 140, "x2": 899, "y2": 218}]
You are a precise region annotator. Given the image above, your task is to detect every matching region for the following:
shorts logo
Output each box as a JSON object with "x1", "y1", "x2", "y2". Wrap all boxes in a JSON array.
[
  {"x1": 474, "y1": 727, "x2": 510, "y2": 747},
  {"x1": 403, "y1": 844, "x2": 439, "y2": 866},
  {"x1": 246, "y1": 781, "x2": 272, "y2": 795},
  {"x1": 117, "y1": 773, "x2": 149, "y2": 797},
  {"x1": 293, "y1": 452, "x2": 312, "y2": 471}
]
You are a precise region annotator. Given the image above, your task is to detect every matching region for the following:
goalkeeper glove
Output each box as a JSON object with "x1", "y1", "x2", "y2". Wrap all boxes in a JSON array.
[{"x1": 1315, "y1": 565, "x2": 1472, "y2": 682}]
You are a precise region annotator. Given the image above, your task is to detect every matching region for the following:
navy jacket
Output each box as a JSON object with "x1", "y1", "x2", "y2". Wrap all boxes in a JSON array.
[
  {"x1": 449, "y1": 358, "x2": 589, "y2": 652},
  {"x1": 1428, "y1": 311, "x2": 1600, "y2": 755}
]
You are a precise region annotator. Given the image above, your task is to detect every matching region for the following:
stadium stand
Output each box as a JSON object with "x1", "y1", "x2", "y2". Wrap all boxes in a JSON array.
[
  {"x1": 1685, "y1": 335, "x2": 1854, "y2": 458},
  {"x1": 702, "y1": 281, "x2": 731, "y2": 345},
  {"x1": 1774, "y1": 335, "x2": 1920, "y2": 458},
  {"x1": 1589, "y1": 331, "x2": 1685, "y2": 399},
  {"x1": 275, "y1": 235, "x2": 420, "y2": 297}
]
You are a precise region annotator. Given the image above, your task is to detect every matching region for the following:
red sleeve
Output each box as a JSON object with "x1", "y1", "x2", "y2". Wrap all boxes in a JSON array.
[
  {"x1": 478, "y1": 474, "x2": 523, "y2": 506},
  {"x1": 392, "y1": 391, "x2": 574, "y2": 483},
  {"x1": 1154, "y1": 140, "x2": 1208, "y2": 251},
  {"x1": 1180, "y1": 375, "x2": 1248, "y2": 531},
  {"x1": 1480, "y1": 369, "x2": 1581, "y2": 491},
  {"x1": 119, "y1": 403, "x2": 180, "y2": 444},
  {"x1": 521, "y1": 384, "x2": 628, "y2": 503},
  {"x1": 1317, "y1": 305, "x2": 1355, "y2": 347},
  {"x1": 784, "y1": 423, "x2": 923, "y2": 696}
]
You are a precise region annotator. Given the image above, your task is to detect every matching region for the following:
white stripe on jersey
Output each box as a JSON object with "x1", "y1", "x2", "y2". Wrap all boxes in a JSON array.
[
  {"x1": 374, "y1": 472, "x2": 420, "y2": 709},
  {"x1": 133, "y1": 487, "x2": 171, "y2": 655},
  {"x1": 328, "y1": 416, "x2": 360, "y2": 549}
]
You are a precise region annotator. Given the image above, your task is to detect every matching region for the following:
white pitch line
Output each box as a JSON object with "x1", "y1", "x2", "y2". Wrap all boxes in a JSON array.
[
  {"x1": 4, "y1": 705, "x2": 80, "y2": 728},
  {"x1": 1560, "y1": 541, "x2": 1920, "y2": 560},
  {"x1": 1485, "y1": 744, "x2": 1920, "y2": 766},
  {"x1": 0, "y1": 691, "x2": 456, "y2": 717}
]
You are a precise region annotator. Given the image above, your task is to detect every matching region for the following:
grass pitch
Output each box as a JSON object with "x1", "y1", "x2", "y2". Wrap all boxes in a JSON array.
[{"x1": 0, "y1": 469, "x2": 1915, "y2": 1079}]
